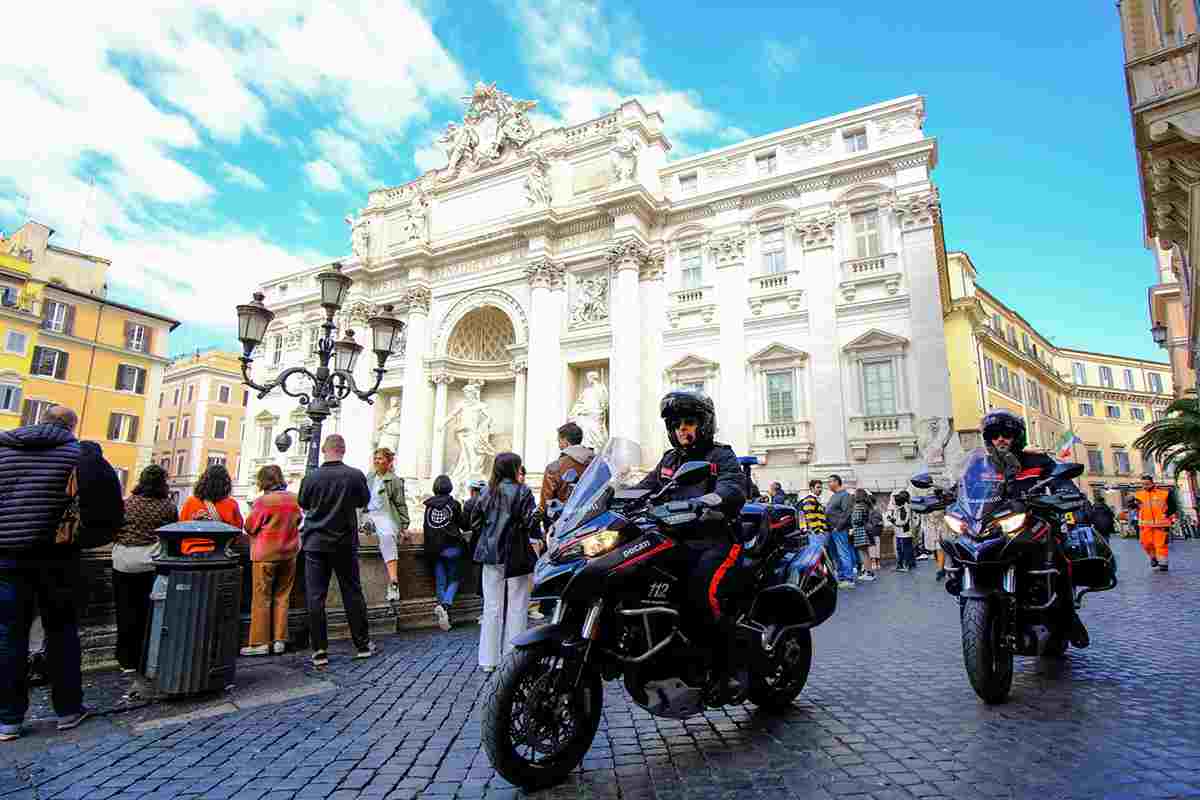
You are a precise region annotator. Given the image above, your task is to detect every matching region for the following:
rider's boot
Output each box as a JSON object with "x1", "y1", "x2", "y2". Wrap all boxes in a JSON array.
[
  {"x1": 1069, "y1": 612, "x2": 1090, "y2": 649},
  {"x1": 706, "y1": 621, "x2": 750, "y2": 705}
]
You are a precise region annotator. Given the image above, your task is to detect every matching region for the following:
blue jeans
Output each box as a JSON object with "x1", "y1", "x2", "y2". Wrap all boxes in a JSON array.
[
  {"x1": 0, "y1": 562, "x2": 84, "y2": 725},
  {"x1": 830, "y1": 530, "x2": 856, "y2": 582},
  {"x1": 434, "y1": 546, "x2": 463, "y2": 606}
]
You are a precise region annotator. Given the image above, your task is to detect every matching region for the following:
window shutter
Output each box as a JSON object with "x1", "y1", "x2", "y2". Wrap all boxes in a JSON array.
[
  {"x1": 128, "y1": 416, "x2": 139, "y2": 443},
  {"x1": 124, "y1": 322, "x2": 133, "y2": 349},
  {"x1": 40, "y1": 303, "x2": 51, "y2": 330},
  {"x1": 21, "y1": 399, "x2": 33, "y2": 426},
  {"x1": 54, "y1": 351, "x2": 68, "y2": 380},
  {"x1": 30, "y1": 346, "x2": 44, "y2": 375},
  {"x1": 135, "y1": 367, "x2": 146, "y2": 395},
  {"x1": 145, "y1": 327, "x2": 154, "y2": 355},
  {"x1": 107, "y1": 413, "x2": 120, "y2": 440},
  {"x1": 64, "y1": 305, "x2": 76, "y2": 336},
  {"x1": 115, "y1": 365, "x2": 124, "y2": 390}
]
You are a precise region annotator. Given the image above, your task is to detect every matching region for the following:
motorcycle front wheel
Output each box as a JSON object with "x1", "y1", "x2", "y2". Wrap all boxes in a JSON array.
[
  {"x1": 961, "y1": 598, "x2": 1014, "y2": 704},
  {"x1": 482, "y1": 643, "x2": 603, "y2": 791},
  {"x1": 748, "y1": 628, "x2": 812, "y2": 711}
]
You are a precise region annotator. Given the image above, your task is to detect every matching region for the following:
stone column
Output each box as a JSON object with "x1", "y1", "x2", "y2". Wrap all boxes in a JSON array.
[
  {"x1": 607, "y1": 240, "x2": 647, "y2": 443},
  {"x1": 713, "y1": 227, "x2": 750, "y2": 456},
  {"x1": 429, "y1": 372, "x2": 453, "y2": 479},
  {"x1": 523, "y1": 258, "x2": 564, "y2": 471},
  {"x1": 397, "y1": 285, "x2": 432, "y2": 480},
  {"x1": 511, "y1": 358, "x2": 528, "y2": 464}
]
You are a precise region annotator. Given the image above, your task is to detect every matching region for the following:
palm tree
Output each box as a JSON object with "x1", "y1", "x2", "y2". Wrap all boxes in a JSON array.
[{"x1": 1133, "y1": 393, "x2": 1200, "y2": 475}]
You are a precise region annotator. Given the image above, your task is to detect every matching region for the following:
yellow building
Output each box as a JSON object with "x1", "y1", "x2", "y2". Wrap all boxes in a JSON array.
[
  {"x1": 0, "y1": 221, "x2": 180, "y2": 490},
  {"x1": 0, "y1": 247, "x2": 40, "y2": 429}
]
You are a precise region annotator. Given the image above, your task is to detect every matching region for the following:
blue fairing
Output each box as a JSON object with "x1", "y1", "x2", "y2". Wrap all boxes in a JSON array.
[{"x1": 770, "y1": 534, "x2": 828, "y2": 584}]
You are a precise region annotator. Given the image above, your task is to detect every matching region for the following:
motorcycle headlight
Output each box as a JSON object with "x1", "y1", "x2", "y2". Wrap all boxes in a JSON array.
[
  {"x1": 554, "y1": 530, "x2": 622, "y2": 562},
  {"x1": 944, "y1": 514, "x2": 966, "y2": 535},
  {"x1": 994, "y1": 512, "x2": 1028, "y2": 537}
]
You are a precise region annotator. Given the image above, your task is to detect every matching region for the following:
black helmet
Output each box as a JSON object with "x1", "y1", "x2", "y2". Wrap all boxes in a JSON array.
[
  {"x1": 660, "y1": 390, "x2": 716, "y2": 450},
  {"x1": 981, "y1": 409, "x2": 1026, "y2": 451}
]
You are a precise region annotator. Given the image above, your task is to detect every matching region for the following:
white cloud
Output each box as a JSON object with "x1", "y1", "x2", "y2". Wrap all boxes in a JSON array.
[
  {"x1": 413, "y1": 129, "x2": 448, "y2": 173},
  {"x1": 220, "y1": 162, "x2": 268, "y2": 190},
  {"x1": 762, "y1": 39, "x2": 806, "y2": 77},
  {"x1": 313, "y1": 129, "x2": 375, "y2": 187},
  {"x1": 304, "y1": 161, "x2": 345, "y2": 193},
  {"x1": 299, "y1": 202, "x2": 324, "y2": 227}
]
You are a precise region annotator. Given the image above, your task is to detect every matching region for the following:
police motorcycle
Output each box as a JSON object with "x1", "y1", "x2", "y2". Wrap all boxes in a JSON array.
[
  {"x1": 482, "y1": 438, "x2": 838, "y2": 790},
  {"x1": 910, "y1": 448, "x2": 1117, "y2": 704}
]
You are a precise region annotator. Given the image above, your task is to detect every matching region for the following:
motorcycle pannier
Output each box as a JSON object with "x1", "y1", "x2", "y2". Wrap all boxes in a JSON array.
[{"x1": 1063, "y1": 526, "x2": 1118, "y2": 590}]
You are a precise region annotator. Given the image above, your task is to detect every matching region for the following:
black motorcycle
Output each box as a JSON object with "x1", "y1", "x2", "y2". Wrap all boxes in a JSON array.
[
  {"x1": 910, "y1": 448, "x2": 1117, "y2": 704},
  {"x1": 482, "y1": 438, "x2": 838, "y2": 790}
]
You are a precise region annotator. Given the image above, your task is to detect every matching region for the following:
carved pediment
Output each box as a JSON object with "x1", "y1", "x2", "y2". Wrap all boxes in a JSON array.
[
  {"x1": 843, "y1": 328, "x2": 910, "y2": 353},
  {"x1": 747, "y1": 343, "x2": 809, "y2": 370},
  {"x1": 254, "y1": 409, "x2": 279, "y2": 424},
  {"x1": 665, "y1": 354, "x2": 720, "y2": 374}
]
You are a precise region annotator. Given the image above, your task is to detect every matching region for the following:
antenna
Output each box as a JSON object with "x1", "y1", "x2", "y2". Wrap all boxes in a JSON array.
[{"x1": 77, "y1": 175, "x2": 97, "y2": 251}]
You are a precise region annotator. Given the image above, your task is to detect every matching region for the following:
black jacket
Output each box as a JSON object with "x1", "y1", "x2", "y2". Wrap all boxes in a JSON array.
[
  {"x1": 299, "y1": 461, "x2": 370, "y2": 552},
  {"x1": 422, "y1": 494, "x2": 464, "y2": 560},
  {"x1": 636, "y1": 441, "x2": 746, "y2": 546},
  {"x1": 470, "y1": 479, "x2": 539, "y2": 578},
  {"x1": 1089, "y1": 501, "x2": 1117, "y2": 537}
]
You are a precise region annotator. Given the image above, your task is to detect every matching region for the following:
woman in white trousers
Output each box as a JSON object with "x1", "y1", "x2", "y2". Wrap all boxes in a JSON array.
[{"x1": 468, "y1": 452, "x2": 540, "y2": 673}]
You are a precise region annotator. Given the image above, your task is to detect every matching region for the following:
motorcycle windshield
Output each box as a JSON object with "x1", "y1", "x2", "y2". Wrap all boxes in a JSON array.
[
  {"x1": 551, "y1": 437, "x2": 643, "y2": 545},
  {"x1": 954, "y1": 448, "x2": 1007, "y2": 531}
]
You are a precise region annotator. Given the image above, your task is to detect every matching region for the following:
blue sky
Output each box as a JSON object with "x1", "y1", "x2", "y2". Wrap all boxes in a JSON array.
[{"x1": 0, "y1": 2, "x2": 1164, "y2": 362}]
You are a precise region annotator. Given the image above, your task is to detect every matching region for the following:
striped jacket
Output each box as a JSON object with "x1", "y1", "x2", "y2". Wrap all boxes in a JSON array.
[{"x1": 798, "y1": 493, "x2": 827, "y2": 534}]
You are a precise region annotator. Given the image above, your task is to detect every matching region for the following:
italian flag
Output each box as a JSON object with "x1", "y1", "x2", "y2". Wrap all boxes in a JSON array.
[{"x1": 1055, "y1": 430, "x2": 1082, "y2": 462}]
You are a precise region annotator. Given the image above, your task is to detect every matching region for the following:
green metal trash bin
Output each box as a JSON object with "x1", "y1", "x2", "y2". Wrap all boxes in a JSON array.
[{"x1": 144, "y1": 521, "x2": 243, "y2": 697}]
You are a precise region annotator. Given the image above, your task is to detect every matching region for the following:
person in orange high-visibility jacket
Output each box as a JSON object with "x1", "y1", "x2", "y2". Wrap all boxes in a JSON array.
[{"x1": 1134, "y1": 474, "x2": 1178, "y2": 573}]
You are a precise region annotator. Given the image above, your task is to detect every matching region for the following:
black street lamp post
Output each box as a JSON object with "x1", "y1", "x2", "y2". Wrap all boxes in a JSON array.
[{"x1": 236, "y1": 262, "x2": 405, "y2": 475}]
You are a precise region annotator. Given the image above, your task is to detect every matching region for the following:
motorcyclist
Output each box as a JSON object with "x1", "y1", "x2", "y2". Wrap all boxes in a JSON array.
[
  {"x1": 636, "y1": 390, "x2": 748, "y2": 701},
  {"x1": 981, "y1": 409, "x2": 1088, "y2": 648}
]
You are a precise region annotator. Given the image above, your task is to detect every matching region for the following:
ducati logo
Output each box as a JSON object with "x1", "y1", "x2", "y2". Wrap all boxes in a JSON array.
[{"x1": 622, "y1": 541, "x2": 651, "y2": 559}]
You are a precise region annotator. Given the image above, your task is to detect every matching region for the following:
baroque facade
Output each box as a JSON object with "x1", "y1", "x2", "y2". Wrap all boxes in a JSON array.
[{"x1": 239, "y1": 86, "x2": 953, "y2": 502}]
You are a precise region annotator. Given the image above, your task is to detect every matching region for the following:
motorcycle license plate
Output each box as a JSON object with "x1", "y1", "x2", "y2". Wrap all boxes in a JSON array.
[{"x1": 1064, "y1": 512, "x2": 1076, "y2": 524}]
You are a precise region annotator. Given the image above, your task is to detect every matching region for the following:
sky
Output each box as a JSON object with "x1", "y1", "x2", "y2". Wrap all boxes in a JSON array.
[{"x1": 0, "y1": 1, "x2": 1165, "y2": 362}]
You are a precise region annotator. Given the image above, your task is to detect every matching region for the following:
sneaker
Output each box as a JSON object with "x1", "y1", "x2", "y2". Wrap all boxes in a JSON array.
[
  {"x1": 896, "y1": 566, "x2": 909, "y2": 573},
  {"x1": 240, "y1": 644, "x2": 269, "y2": 657},
  {"x1": 837, "y1": 580, "x2": 855, "y2": 589},
  {"x1": 120, "y1": 667, "x2": 136, "y2": 674},
  {"x1": 1157, "y1": 563, "x2": 1170, "y2": 572},
  {"x1": 353, "y1": 642, "x2": 376, "y2": 660},
  {"x1": 481, "y1": 665, "x2": 496, "y2": 674},
  {"x1": 311, "y1": 650, "x2": 329, "y2": 668},
  {"x1": 386, "y1": 583, "x2": 400, "y2": 602},
  {"x1": 859, "y1": 572, "x2": 876, "y2": 582},
  {"x1": 272, "y1": 641, "x2": 286, "y2": 655},
  {"x1": 1151, "y1": 558, "x2": 1159, "y2": 569},
  {"x1": 916, "y1": 553, "x2": 931, "y2": 561},
  {"x1": 434, "y1": 604, "x2": 451, "y2": 632},
  {"x1": 0, "y1": 723, "x2": 20, "y2": 742},
  {"x1": 936, "y1": 569, "x2": 946, "y2": 582},
  {"x1": 528, "y1": 607, "x2": 545, "y2": 621},
  {"x1": 56, "y1": 709, "x2": 90, "y2": 732}
]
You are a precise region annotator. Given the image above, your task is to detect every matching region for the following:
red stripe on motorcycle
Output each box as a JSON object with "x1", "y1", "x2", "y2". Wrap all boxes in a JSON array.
[
  {"x1": 708, "y1": 544, "x2": 743, "y2": 620},
  {"x1": 609, "y1": 540, "x2": 674, "y2": 573},
  {"x1": 1016, "y1": 468, "x2": 1041, "y2": 480},
  {"x1": 770, "y1": 516, "x2": 795, "y2": 529}
]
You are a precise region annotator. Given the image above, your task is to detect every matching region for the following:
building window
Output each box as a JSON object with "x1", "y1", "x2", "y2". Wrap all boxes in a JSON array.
[
  {"x1": 1012, "y1": 375, "x2": 1023, "y2": 403},
  {"x1": 761, "y1": 228, "x2": 786, "y2": 274},
  {"x1": 308, "y1": 327, "x2": 321, "y2": 356},
  {"x1": 862, "y1": 360, "x2": 897, "y2": 416},
  {"x1": 29, "y1": 346, "x2": 69, "y2": 379},
  {"x1": 1123, "y1": 368, "x2": 1136, "y2": 390},
  {"x1": 844, "y1": 129, "x2": 868, "y2": 153},
  {"x1": 851, "y1": 210, "x2": 881, "y2": 259},
  {"x1": 176, "y1": 453, "x2": 186, "y2": 477},
  {"x1": 259, "y1": 425, "x2": 275, "y2": 458},
  {"x1": 271, "y1": 334, "x2": 283, "y2": 366},
  {"x1": 242, "y1": 389, "x2": 249, "y2": 407},
  {"x1": 41, "y1": 300, "x2": 73, "y2": 334},
  {"x1": 679, "y1": 172, "x2": 698, "y2": 195},
  {"x1": 218, "y1": 384, "x2": 231, "y2": 404},
  {"x1": 1142, "y1": 452, "x2": 1155, "y2": 476},
  {"x1": 115, "y1": 364, "x2": 147, "y2": 394},
  {"x1": 207, "y1": 453, "x2": 227, "y2": 468},
  {"x1": 983, "y1": 357, "x2": 995, "y2": 387},
  {"x1": 997, "y1": 364, "x2": 1010, "y2": 394},
  {"x1": 1006, "y1": 326, "x2": 1017, "y2": 347},
  {"x1": 1079, "y1": 402, "x2": 1095, "y2": 417},
  {"x1": 106, "y1": 413, "x2": 139, "y2": 443},
  {"x1": 1072, "y1": 362, "x2": 1087, "y2": 385},
  {"x1": 1114, "y1": 449, "x2": 1131, "y2": 474},
  {"x1": 1149, "y1": 372, "x2": 1163, "y2": 393},
  {"x1": 125, "y1": 322, "x2": 147, "y2": 353},
  {"x1": 680, "y1": 245, "x2": 703, "y2": 290},
  {"x1": 21, "y1": 399, "x2": 53, "y2": 426},
  {"x1": 173, "y1": 388, "x2": 180, "y2": 406},
  {"x1": 1099, "y1": 366, "x2": 1114, "y2": 388},
  {"x1": 1021, "y1": 332, "x2": 1031, "y2": 354},
  {"x1": 181, "y1": 416, "x2": 191, "y2": 437},
  {"x1": 755, "y1": 152, "x2": 777, "y2": 176},
  {"x1": 213, "y1": 417, "x2": 228, "y2": 440},
  {"x1": 167, "y1": 419, "x2": 176, "y2": 440},
  {"x1": 766, "y1": 371, "x2": 795, "y2": 422},
  {"x1": 186, "y1": 384, "x2": 195, "y2": 404},
  {"x1": 0, "y1": 285, "x2": 18, "y2": 307},
  {"x1": 1027, "y1": 379, "x2": 1040, "y2": 411},
  {"x1": 1105, "y1": 405, "x2": 1121, "y2": 419},
  {"x1": 1087, "y1": 448, "x2": 1104, "y2": 474},
  {"x1": 1131, "y1": 407, "x2": 1146, "y2": 422},
  {"x1": 992, "y1": 313, "x2": 1002, "y2": 332},
  {"x1": 0, "y1": 384, "x2": 21, "y2": 413},
  {"x1": 4, "y1": 331, "x2": 27, "y2": 355}
]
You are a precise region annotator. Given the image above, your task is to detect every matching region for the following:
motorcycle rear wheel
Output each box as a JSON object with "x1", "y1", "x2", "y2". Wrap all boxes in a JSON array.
[
  {"x1": 482, "y1": 643, "x2": 603, "y2": 791},
  {"x1": 748, "y1": 628, "x2": 812, "y2": 710},
  {"x1": 961, "y1": 598, "x2": 1013, "y2": 704}
]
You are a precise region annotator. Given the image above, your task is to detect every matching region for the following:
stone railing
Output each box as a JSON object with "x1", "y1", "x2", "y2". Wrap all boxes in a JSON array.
[
  {"x1": 670, "y1": 285, "x2": 712, "y2": 306},
  {"x1": 1127, "y1": 38, "x2": 1200, "y2": 110},
  {"x1": 751, "y1": 420, "x2": 814, "y2": 463},
  {"x1": 750, "y1": 270, "x2": 800, "y2": 293},
  {"x1": 841, "y1": 252, "x2": 898, "y2": 282},
  {"x1": 847, "y1": 412, "x2": 918, "y2": 461},
  {"x1": 747, "y1": 270, "x2": 805, "y2": 316}
]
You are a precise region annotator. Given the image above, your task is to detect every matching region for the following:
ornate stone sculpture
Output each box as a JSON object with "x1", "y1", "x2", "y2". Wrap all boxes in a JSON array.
[
  {"x1": 524, "y1": 154, "x2": 552, "y2": 207},
  {"x1": 345, "y1": 211, "x2": 371, "y2": 260},
  {"x1": 610, "y1": 129, "x2": 639, "y2": 182},
  {"x1": 569, "y1": 274, "x2": 609, "y2": 327},
  {"x1": 570, "y1": 371, "x2": 609, "y2": 451},
  {"x1": 376, "y1": 396, "x2": 404, "y2": 454},
  {"x1": 397, "y1": 193, "x2": 429, "y2": 243},
  {"x1": 440, "y1": 382, "x2": 495, "y2": 494},
  {"x1": 436, "y1": 82, "x2": 538, "y2": 182}
]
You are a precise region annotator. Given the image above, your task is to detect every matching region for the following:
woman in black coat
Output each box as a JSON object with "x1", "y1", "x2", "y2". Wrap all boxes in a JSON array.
[
  {"x1": 470, "y1": 453, "x2": 538, "y2": 673},
  {"x1": 423, "y1": 475, "x2": 465, "y2": 631}
]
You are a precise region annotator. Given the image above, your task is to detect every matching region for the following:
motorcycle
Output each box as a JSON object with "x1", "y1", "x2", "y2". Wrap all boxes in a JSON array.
[
  {"x1": 482, "y1": 438, "x2": 838, "y2": 790},
  {"x1": 910, "y1": 448, "x2": 1118, "y2": 704}
]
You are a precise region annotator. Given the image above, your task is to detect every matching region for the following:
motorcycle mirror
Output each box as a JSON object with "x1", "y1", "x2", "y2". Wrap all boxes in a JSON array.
[
  {"x1": 1052, "y1": 462, "x2": 1084, "y2": 481},
  {"x1": 562, "y1": 469, "x2": 579, "y2": 483},
  {"x1": 673, "y1": 461, "x2": 712, "y2": 487},
  {"x1": 910, "y1": 472, "x2": 933, "y2": 489}
]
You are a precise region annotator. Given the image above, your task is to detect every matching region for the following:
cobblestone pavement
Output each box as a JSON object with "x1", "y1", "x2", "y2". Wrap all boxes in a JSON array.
[{"x1": 2, "y1": 536, "x2": 1199, "y2": 800}]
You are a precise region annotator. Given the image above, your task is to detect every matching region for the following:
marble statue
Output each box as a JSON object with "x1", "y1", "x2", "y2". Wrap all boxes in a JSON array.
[
  {"x1": 376, "y1": 396, "x2": 403, "y2": 454},
  {"x1": 345, "y1": 211, "x2": 370, "y2": 260},
  {"x1": 918, "y1": 416, "x2": 966, "y2": 487},
  {"x1": 610, "y1": 129, "x2": 639, "y2": 182},
  {"x1": 569, "y1": 275, "x2": 609, "y2": 327},
  {"x1": 569, "y1": 371, "x2": 609, "y2": 451},
  {"x1": 397, "y1": 193, "x2": 429, "y2": 242},
  {"x1": 440, "y1": 382, "x2": 496, "y2": 494},
  {"x1": 524, "y1": 155, "x2": 552, "y2": 207},
  {"x1": 437, "y1": 82, "x2": 538, "y2": 181}
]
